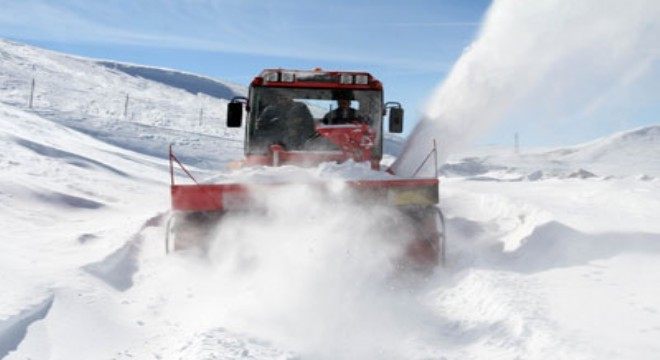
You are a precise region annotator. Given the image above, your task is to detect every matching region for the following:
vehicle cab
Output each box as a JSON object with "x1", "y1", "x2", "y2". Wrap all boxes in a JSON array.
[{"x1": 227, "y1": 69, "x2": 404, "y2": 170}]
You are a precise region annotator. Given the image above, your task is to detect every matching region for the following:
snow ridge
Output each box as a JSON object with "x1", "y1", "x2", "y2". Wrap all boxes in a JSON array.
[{"x1": 442, "y1": 125, "x2": 660, "y2": 180}]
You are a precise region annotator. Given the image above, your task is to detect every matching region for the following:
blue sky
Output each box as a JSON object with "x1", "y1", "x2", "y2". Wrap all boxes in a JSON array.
[
  {"x1": 1, "y1": 0, "x2": 658, "y2": 147},
  {"x1": 0, "y1": 0, "x2": 489, "y2": 135}
]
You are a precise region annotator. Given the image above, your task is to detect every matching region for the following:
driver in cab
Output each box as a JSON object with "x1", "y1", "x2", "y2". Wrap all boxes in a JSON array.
[{"x1": 322, "y1": 98, "x2": 363, "y2": 125}]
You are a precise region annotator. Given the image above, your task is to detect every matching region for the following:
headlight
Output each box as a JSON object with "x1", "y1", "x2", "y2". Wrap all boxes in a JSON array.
[
  {"x1": 263, "y1": 72, "x2": 279, "y2": 83},
  {"x1": 340, "y1": 74, "x2": 354, "y2": 84},
  {"x1": 281, "y1": 72, "x2": 295, "y2": 82},
  {"x1": 355, "y1": 75, "x2": 369, "y2": 85}
]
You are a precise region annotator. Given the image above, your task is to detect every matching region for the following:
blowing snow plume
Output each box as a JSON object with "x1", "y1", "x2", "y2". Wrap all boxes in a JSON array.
[
  {"x1": 166, "y1": 184, "x2": 438, "y2": 359},
  {"x1": 392, "y1": 0, "x2": 660, "y2": 177}
]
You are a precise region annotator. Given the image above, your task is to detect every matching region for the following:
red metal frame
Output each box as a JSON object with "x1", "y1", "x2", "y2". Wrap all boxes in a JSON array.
[
  {"x1": 171, "y1": 178, "x2": 439, "y2": 212},
  {"x1": 315, "y1": 123, "x2": 377, "y2": 164},
  {"x1": 169, "y1": 134, "x2": 441, "y2": 213},
  {"x1": 239, "y1": 122, "x2": 381, "y2": 169}
]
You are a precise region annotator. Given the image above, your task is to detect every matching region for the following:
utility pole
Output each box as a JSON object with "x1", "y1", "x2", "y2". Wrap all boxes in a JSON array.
[
  {"x1": 199, "y1": 108, "x2": 204, "y2": 126},
  {"x1": 514, "y1": 132, "x2": 520, "y2": 154}
]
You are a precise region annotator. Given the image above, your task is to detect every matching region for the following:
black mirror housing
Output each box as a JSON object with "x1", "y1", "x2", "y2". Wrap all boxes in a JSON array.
[
  {"x1": 388, "y1": 107, "x2": 404, "y2": 133},
  {"x1": 227, "y1": 102, "x2": 243, "y2": 128}
]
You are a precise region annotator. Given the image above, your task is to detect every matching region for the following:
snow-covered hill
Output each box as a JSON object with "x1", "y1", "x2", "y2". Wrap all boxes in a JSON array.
[
  {"x1": 442, "y1": 124, "x2": 660, "y2": 180},
  {"x1": 1, "y1": 39, "x2": 660, "y2": 359},
  {"x1": 0, "y1": 38, "x2": 246, "y2": 169}
]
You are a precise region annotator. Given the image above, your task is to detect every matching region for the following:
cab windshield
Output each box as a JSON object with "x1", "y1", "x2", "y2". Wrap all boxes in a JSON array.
[{"x1": 247, "y1": 87, "x2": 383, "y2": 155}]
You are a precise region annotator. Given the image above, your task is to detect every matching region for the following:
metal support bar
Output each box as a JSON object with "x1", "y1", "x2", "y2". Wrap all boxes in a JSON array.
[
  {"x1": 412, "y1": 140, "x2": 438, "y2": 178},
  {"x1": 433, "y1": 139, "x2": 438, "y2": 177},
  {"x1": 169, "y1": 144, "x2": 199, "y2": 185}
]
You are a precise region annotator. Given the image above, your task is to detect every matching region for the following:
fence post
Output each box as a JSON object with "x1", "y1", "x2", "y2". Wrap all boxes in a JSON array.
[
  {"x1": 124, "y1": 93, "x2": 130, "y2": 118},
  {"x1": 28, "y1": 78, "x2": 35, "y2": 109}
]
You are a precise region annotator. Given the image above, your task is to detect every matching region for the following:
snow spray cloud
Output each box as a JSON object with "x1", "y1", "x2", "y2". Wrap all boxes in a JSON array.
[
  {"x1": 392, "y1": 0, "x2": 660, "y2": 177},
  {"x1": 175, "y1": 182, "x2": 435, "y2": 359}
]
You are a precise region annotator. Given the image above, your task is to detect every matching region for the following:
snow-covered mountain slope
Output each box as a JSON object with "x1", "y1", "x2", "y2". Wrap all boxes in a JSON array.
[
  {"x1": 442, "y1": 124, "x2": 660, "y2": 180},
  {"x1": 96, "y1": 61, "x2": 242, "y2": 100},
  {"x1": 0, "y1": 38, "x2": 245, "y2": 170},
  {"x1": 1, "y1": 38, "x2": 660, "y2": 359},
  {"x1": 555, "y1": 125, "x2": 660, "y2": 176}
]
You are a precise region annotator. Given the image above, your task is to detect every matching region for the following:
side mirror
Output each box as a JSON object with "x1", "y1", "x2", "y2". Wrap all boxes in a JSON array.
[
  {"x1": 227, "y1": 97, "x2": 247, "y2": 128},
  {"x1": 386, "y1": 102, "x2": 404, "y2": 133}
]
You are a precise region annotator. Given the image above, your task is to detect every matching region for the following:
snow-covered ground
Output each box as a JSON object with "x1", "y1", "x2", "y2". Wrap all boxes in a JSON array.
[{"x1": 1, "y1": 39, "x2": 660, "y2": 359}]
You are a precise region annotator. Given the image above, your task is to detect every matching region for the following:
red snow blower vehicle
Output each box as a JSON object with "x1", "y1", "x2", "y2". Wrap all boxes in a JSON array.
[{"x1": 167, "y1": 69, "x2": 445, "y2": 270}]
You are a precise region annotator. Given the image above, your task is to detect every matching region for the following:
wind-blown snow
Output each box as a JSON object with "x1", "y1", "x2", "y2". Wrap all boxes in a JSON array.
[
  {"x1": 1, "y1": 38, "x2": 660, "y2": 359},
  {"x1": 392, "y1": 0, "x2": 660, "y2": 177}
]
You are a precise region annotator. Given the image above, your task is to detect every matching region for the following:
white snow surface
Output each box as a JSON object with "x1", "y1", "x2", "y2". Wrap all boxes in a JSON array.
[{"x1": 2, "y1": 39, "x2": 660, "y2": 359}]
